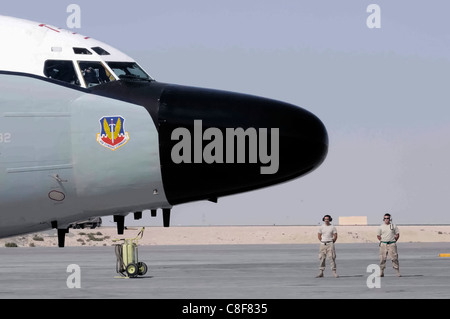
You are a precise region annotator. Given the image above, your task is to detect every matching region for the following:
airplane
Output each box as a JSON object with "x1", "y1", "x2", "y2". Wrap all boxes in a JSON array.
[{"x1": 0, "y1": 15, "x2": 328, "y2": 247}]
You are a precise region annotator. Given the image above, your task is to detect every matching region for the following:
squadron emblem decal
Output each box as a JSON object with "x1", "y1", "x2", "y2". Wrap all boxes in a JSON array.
[{"x1": 96, "y1": 116, "x2": 130, "y2": 150}]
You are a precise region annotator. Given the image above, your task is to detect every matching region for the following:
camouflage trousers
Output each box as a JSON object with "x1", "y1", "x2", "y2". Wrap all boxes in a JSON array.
[
  {"x1": 318, "y1": 242, "x2": 336, "y2": 271},
  {"x1": 379, "y1": 242, "x2": 399, "y2": 270}
]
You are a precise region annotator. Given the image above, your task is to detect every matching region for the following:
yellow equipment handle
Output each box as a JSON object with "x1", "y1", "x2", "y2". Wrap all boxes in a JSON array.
[{"x1": 112, "y1": 227, "x2": 145, "y2": 243}]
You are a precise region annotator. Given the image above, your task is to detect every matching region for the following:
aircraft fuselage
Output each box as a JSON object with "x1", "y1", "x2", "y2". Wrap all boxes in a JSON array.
[{"x1": 0, "y1": 16, "x2": 328, "y2": 243}]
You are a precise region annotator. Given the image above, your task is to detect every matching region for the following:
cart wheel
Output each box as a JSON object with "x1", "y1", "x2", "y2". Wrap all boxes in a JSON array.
[
  {"x1": 126, "y1": 263, "x2": 138, "y2": 278},
  {"x1": 137, "y1": 262, "x2": 148, "y2": 276}
]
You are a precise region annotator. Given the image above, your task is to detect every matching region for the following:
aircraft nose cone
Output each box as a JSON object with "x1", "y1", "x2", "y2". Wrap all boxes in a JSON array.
[{"x1": 158, "y1": 85, "x2": 328, "y2": 205}]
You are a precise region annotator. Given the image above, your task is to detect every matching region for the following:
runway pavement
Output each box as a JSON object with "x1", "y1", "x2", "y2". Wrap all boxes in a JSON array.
[{"x1": 0, "y1": 242, "x2": 449, "y2": 301}]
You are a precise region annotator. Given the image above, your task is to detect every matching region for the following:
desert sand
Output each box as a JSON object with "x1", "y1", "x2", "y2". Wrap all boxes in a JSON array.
[{"x1": 1, "y1": 225, "x2": 450, "y2": 247}]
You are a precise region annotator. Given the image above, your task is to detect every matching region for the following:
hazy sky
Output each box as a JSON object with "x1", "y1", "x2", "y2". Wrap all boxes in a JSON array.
[{"x1": 3, "y1": 1, "x2": 450, "y2": 225}]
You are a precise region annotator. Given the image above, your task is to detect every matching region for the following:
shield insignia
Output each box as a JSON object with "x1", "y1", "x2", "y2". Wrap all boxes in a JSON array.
[{"x1": 96, "y1": 116, "x2": 130, "y2": 150}]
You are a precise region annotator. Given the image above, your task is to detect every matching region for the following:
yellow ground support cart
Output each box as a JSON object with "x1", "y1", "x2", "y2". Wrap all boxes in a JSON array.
[{"x1": 113, "y1": 227, "x2": 148, "y2": 278}]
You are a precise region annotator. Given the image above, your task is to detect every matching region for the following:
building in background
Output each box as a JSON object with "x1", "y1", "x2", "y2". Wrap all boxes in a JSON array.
[{"x1": 339, "y1": 216, "x2": 367, "y2": 226}]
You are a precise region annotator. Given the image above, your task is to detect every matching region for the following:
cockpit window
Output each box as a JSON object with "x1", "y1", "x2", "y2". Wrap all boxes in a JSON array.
[
  {"x1": 107, "y1": 62, "x2": 152, "y2": 81},
  {"x1": 78, "y1": 61, "x2": 115, "y2": 87},
  {"x1": 44, "y1": 60, "x2": 80, "y2": 86},
  {"x1": 91, "y1": 47, "x2": 110, "y2": 56},
  {"x1": 73, "y1": 47, "x2": 92, "y2": 55}
]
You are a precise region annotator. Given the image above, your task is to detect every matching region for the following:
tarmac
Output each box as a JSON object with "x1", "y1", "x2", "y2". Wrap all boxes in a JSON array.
[{"x1": 0, "y1": 242, "x2": 449, "y2": 301}]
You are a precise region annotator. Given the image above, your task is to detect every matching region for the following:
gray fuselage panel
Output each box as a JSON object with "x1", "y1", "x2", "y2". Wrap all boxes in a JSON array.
[{"x1": 0, "y1": 73, "x2": 169, "y2": 237}]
